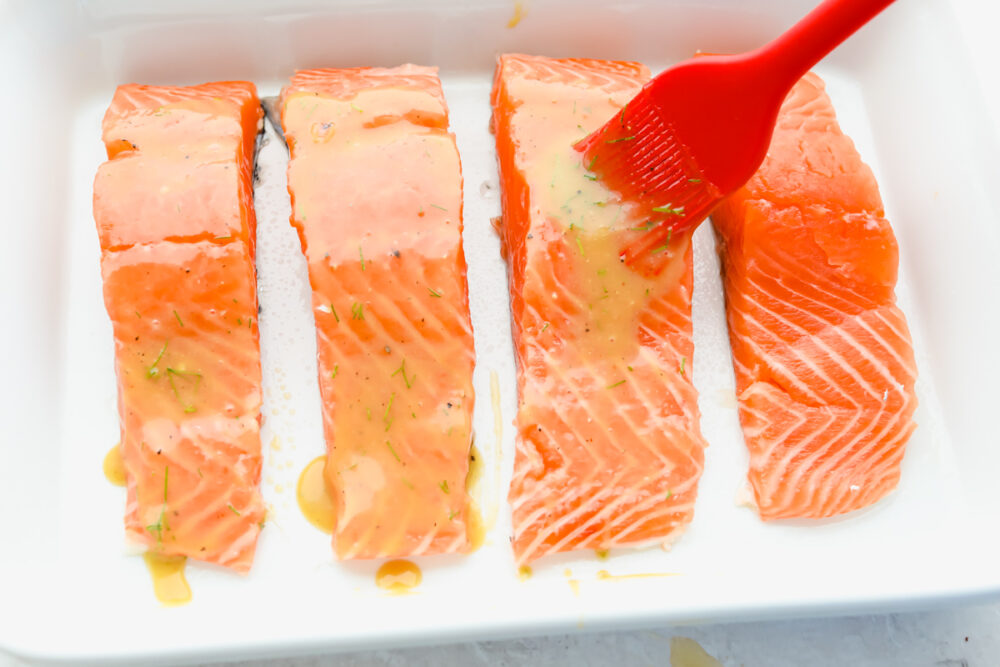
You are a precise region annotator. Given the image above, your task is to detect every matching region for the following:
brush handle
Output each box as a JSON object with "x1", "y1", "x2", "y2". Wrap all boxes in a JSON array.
[{"x1": 756, "y1": 0, "x2": 896, "y2": 90}]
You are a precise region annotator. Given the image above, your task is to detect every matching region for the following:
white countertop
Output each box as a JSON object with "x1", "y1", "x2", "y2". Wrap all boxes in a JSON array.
[{"x1": 4, "y1": 2, "x2": 998, "y2": 665}]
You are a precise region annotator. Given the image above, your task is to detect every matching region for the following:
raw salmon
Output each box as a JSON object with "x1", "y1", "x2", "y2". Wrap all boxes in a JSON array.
[
  {"x1": 491, "y1": 54, "x2": 708, "y2": 565},
  {"x1": 279, "y1": 66, "x2": 476, "y2": 559},
  {"x1": 712, "y1": 72, "x2": 918, "y2": 520},
  {"x1": 94, "y1": 81, "x2": 265, "y2": 572}
]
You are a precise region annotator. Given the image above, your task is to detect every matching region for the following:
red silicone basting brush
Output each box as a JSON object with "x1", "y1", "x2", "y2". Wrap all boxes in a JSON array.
[{"x1": 576, "y1": 0, "x2": 896, "y2": 259}]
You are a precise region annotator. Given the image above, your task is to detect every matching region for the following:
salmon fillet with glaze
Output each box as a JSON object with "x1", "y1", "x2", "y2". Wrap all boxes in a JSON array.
[
  {"x1": 492, "y1": 54, "x2": 709, "y2": 565},
  {"x1": 94, "y1": 81, "x2": 265, "y2": 572},
  {"x1": 280, "y1": 66, "x2": 476, "y2": 559},
  {"x1": 712, "y1": 72, "x2": 918, "y2": 520}
]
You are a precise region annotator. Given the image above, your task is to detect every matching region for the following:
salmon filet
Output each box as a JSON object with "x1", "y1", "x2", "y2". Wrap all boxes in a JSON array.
[
  {"x1": 94, "y1": 82, "x2": 265, "y2": 572},
  {"x1": 280, "y1": 66, "x2": 476, "y2": 559},
  {"x1": 491, "y1": 54, "x2": 708, "y2": 565},
  {"x1": 712, "y1": 72, "x2": 918, "y2": 520}
]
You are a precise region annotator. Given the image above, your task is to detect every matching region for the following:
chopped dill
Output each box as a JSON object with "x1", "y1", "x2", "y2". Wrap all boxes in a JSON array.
[
  {"x1": 147, "y1": 341, "x2": 168, "y2": 378},
  {"x1": 228, "y1": 503, "x2": 241, "y2": 516},
  {"x1": 607, "y1": 379, "x2": 626, "y2": 389},
  {"x1": 331, "y1": 304, "x2": 340, "y2": 322},
  {"x1": 439, "y1": 480, "x2": 450, "y2": 494},
  {"x1": 391, "y1": 359, "x2": 414, "y2": 389},
  {"x1": 605, "y1": 135, "x2": 635, "y2": 144},
  {"x1": 430, "y1": 204, "x2": 448, "y2": 211},
  {"x1": 351, "y1": 302, "x2": 364, "y2": 320},
  {"x1": 666, "y1": 489, "x2": 673, "y2": 500},
  {"x1": 587, "y1": 155, "x2": 597, "y2": 171},
  {"x1": 385, "y1": 440, "x2": 401, "y2": 463},
  {"x1": 383, "y1": 392, "x2": 396, "y2": 429},
  {"x1": 135, "y1": 310, "x2": 142, "y2": 319},
  {"x1": 652, "y1": 204, "x2": 685, "y2": 216},
  {"x1": 575, "y1": 236, "x2": 584, "y2": 255},
  {"x1": 541, "y1": 322, "x2": 549, "y2": 332},
  {"x1": 173, "y1": 310, "x2": 184, "y2": 327},
  {"x1": 331, "y1": 364, "x2": 339, "y2": 379},
  {"x1": 166, "y1": 367, "x2": 202, "y2": 413},
  {"x1": 678, "y1": 356, "x2": 686, "y2": 376},
  {"x1": 448, "y1": 509, "x2": 458, "y2": 520},
  {"x1": 359, "y1": 245, "x2": 365, "y2": 271},
  {"x1": 428, "y1": 287, "x2": 442, "y2": 298},
  {"x1": 687, "y1": 178, "x2": 702, "y2": 183},
  {"x1": 584, "y1": 173, "x2": 597, "y2": 181}
]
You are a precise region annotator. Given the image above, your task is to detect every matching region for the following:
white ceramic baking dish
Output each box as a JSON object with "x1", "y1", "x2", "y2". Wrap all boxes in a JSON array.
[{"x1": 1, "y1": 0, "x2": 999, "y2": 663}]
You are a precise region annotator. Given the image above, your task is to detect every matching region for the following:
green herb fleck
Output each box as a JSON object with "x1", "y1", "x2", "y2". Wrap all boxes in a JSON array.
[
  {"x1": 587, "y1": 155, "x2": 597, "y2": 171},
  {"x1": 197, "y1": 467, "x2": 203, "y2": 478},
  {"x1": 228, "y1": 503, "x2": 241, "y2": 516},
  {"x1": 391, "y1": 359, "x2": 414, "y2": 389},
  {"x1": 331, "y1": 304, "x2": 340, "y2": 323},
  {"x1": 135, "y1": 310, "x2": 142, "y2": 319},
  {"x1": 350, "y1": 102, "x2": 363, "y2": 113},
  {"x1": 678, "y1": 356, "x2": 686, "y2": 376},
  {"x1": 166, "y1": 367, "x2": 202, "y2": 413},
  {"x1": 359, "y1": 245, "x2": 365, "y2": 271},
  {"x1": 607, "y1": 379, "x2": 626, "y2": 389},
  {"x1": 541, "y1": 321, "x2": 549, "y2": 332},
  {"x1": 652, "y1": 204, "x2": 685, "y2": 216},
  {"x1": 448, "y1": 509, "x2": 458, "y2": 520},
  {"x1": 439, "y1": 480, "x2": 450, "y2": 494},
  {"x1": 351, "y1": 302, "x2": 365, "y2": 320},
  {"x1": 666, "y1": 489, "x2": 673, "y2": 500},
  {"x1": 173, "y1": 310, "x2": 184, "y2": 327},
  {"x1": 605, "y1": 135, "x2": 635, "y2": 144},
  {"x1": 331, "y1": 364, "x2": 339, "y2": 379},
  {"x1": 430, "y1": 204, "x2": 448, "y2": 212},
  {"x1": 687, "y1": 178, "x2": 702, "y2": 183},
  {"x1": 385, "y1": 440, "x2": 401, "y2": 463},
  {"x1": 147, "y1": 341, "x2": 168, "y2": 378},
  {"x1": 428, "y1": 287, "x2": 442, "y2": 298},
  {"x1": 383, "y1": 392, "x2": 396, "y2": 430},
  {"x1": 627, "y1": 365, "x2": 634, "y2": 372}
]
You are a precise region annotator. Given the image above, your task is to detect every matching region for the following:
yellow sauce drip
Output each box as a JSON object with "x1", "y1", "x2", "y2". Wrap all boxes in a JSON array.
[
  {"x1": 595, "y1": 549, "x2": 610, "y2": 560},
  {"x1": 465, "y1": 444, "x2": 489, "y2": 551},
  {"x1": 375, "y1": 559, "x2": 422, "y2": 593},
  {"x1": 103, "y1": 444, "x2": 126, "y2": 487},
  {"x1": 142, "y1": 553, "x2": 191, "y2": 606},
  {"x1": 596, "y1": 569, "x2": 678, "y2": 581},
  {"x1": 518, "y1": 565, "x2": 533, "y2": 581},
  {"x1": 297, "y1": 455, "x2": 336, "y2": 534},
  {"x1": 670, "y1": 637, "x2": 724, "y2": 667},
  {"x1": 507, "y1": 0, "x2": 526, "y2": 28}
]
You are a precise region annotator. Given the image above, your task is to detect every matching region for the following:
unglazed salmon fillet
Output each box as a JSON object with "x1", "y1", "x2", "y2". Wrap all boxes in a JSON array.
[
  {"x1": 94, "y1": 81, "x2": 265, "y2": 572},
  {"x1": 491, "y1": 54, "x2": 709, "y2": 565},
  {"x1": 279, "y1": 66, "x2": 476, "y2": 559},
  {"x1": 712, "y1": 72, "x2": 918, "y2": 520}
]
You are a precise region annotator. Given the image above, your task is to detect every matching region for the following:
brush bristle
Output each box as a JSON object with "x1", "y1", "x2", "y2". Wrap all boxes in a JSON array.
[{"x1": 575, "y1": 86, "x2": 723, "y2": 246}]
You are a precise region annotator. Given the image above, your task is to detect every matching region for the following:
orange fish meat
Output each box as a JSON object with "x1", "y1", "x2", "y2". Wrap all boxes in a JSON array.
[
  {"x1": 712, "y1": 72, "x2": 918, "y2": 520},
  {"x1": 94, "y1": 81, "x2": 266, "y2": 572},
  {"x1": 279, "y1": 66, "x2": 476, "y2": 559},
  {"x1": 491, "y1": 54, "x2": 709, "y2": 565}
]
